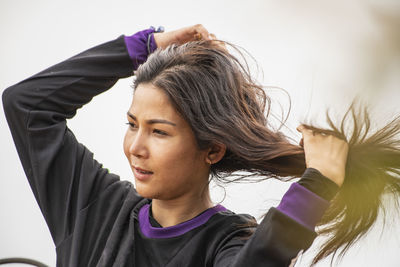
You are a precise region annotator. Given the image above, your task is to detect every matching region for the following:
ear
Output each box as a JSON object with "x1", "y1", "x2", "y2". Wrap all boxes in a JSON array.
[{"x1": 205, "y1": 143, "x2": 226, "y2": 165}]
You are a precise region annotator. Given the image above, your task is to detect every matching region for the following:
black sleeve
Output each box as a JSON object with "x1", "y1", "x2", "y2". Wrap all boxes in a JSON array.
[
  {"x1": 2, "y1": 36, "x2": 136, "y2": 246},
  {"x1": 297, "y1": 168, "x2": 339, "y2": 201}
]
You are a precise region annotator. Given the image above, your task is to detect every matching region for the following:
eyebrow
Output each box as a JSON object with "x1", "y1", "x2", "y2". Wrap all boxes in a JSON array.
[{"x1": 127, "y1": 112, "x2": 177, "y2": 126}]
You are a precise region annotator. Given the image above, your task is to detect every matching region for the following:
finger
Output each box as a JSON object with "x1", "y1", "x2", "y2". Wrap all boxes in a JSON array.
[
  {"x1": 296, "y1": 124, "x2": 313, "y2": 135},
  {"x1": 296, "y1": 124, "x2": 306, "y2": 132},
  {"x1": 297, "y1": 125, "x2": 316, "y2": 146},
  {"x1": 194, "y1": 33, "x2": 203, "y2": 41},
  {"x1": 191, "y1": 24, "x2": 210, "y2": 41},
  {"x1": 299, "y1": 138, "x2": 304, "y2": 147},
  {"x1": 197, "y1": 25, "x2": 211, "y2": 40},
  {"x1": 173, "y1": 24, "x2": 207, "y2": 44},
  {"x1": 208, "y1": 33, "x2": 228, "y2": 52}
]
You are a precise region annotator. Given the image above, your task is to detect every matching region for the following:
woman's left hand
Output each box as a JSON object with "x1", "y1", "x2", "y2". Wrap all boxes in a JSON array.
[
  {"x1": 297, "y1": 125, "x2": 349, "y2": 187},
  {"x1": 153, "y1": 24, "x2": 213, "y2": 49}
]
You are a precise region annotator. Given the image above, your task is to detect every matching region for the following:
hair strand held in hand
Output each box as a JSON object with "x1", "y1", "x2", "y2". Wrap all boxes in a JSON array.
[{"x1": 311, "y1": 101, "x2": 400, "y2": 265}]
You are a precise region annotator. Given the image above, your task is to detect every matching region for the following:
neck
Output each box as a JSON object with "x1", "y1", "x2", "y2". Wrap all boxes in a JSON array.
[{"x1": 151, "y1": 190, "x2": 214, "y2": 228}]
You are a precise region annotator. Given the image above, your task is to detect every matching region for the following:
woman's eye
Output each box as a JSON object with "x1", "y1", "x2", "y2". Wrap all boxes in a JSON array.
[
  {"x1": 126, "y1": 122, "x2": 137, "y2": 129},
  {"x1": 153, "y1": 129, "x2": 168, "y2": 136},
  {"x1": 126, "y1": 123, "x2": 167, "y2": 136}
]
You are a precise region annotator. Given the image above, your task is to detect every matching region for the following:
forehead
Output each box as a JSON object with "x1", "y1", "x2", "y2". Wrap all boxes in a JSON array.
[{"x1": 129, "y1": 83, "x2": 182, "y2": 123}]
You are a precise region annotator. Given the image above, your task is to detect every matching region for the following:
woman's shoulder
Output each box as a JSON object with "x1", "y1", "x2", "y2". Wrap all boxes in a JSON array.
[
  {"x1": 207, "y1": 207, "x2": 258, "y2": 236},
  {"x1": 213, "y1": 206, "x2": 257, "y2": 223},
  {"x1": 203, "y1": 208, "x2": 258, "y2": 254}
]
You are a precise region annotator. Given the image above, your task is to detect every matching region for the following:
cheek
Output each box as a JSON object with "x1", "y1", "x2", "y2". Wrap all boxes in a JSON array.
[
  {"x1": 123, "y1": 130, "x2": 131, "y2": 159},
  {"x1": 157, "y1": 142, "x2": 204, "y2": 176}
]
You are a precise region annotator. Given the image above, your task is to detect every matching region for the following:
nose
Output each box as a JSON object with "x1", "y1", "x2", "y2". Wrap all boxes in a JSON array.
[{"x1": 127, "y1": 130, "x2": 149, "y2": 159}]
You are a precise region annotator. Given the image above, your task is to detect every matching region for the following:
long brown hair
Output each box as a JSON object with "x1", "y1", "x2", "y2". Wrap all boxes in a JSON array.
[{"x1": 133, "y1": 40, "x2": 400, "y2": 265}]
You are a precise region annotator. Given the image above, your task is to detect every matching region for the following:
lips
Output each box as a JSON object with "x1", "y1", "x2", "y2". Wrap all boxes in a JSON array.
[
  {"x1": 133, "y1": 166, "x2": 153, "y2": 174},
  {"x1": 135, "y1": 166, "x2": 153, "y2": 174},
  {"x1": 133, "y1": 166, "x2": 153, "y2": 181}
]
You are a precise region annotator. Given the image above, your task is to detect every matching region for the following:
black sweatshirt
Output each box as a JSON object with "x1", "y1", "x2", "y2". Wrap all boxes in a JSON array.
[{"x1": 3, "y1": 31, "x2": 337, "y2": 266}]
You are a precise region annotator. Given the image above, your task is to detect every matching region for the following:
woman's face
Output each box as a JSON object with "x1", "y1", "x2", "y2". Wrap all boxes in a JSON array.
[{"x1": 123, "y1": 83, "x2": 210, "y2": 201}]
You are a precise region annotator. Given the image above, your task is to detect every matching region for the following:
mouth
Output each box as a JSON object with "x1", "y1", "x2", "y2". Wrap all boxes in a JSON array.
[
  {"x1": 134, "y1": 166, "x2": 153, "y2": 174},
  {"x1": 133, "y1": 166, "x2": 154, "y2": 181}
]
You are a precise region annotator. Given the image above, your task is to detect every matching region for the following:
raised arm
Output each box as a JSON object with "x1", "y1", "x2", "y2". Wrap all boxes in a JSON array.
[
  {"x1": 2, "y1": 29, "x2": 156, "y2": 246},
  {"x1": 2, "y1": 25, "x2": 212, "y2": 247},
  {"x1": 213, "y1": 168, "x2": 339, "y2": 266},
  {"x1": 214, "y1": 128, "x2": 347, "y2": 266}
]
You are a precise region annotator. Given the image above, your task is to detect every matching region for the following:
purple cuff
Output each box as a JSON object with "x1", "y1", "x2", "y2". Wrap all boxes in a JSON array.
[
  {"x1": 124, "y1": 28, "x2": 157, "y2": 70},
  {"x1": 277, "y1": 183, "x2": 330, "y2": 231}
]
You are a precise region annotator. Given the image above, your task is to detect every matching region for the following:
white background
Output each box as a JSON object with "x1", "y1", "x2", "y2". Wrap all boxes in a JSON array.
[{"x1": 1, "y1": 0, "x2": 400, "y2": 266}]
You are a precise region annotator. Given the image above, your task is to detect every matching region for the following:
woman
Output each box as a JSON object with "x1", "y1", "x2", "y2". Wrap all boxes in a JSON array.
[{"x1": 3, "y1": 25, "x2": 399, "y2": 266}]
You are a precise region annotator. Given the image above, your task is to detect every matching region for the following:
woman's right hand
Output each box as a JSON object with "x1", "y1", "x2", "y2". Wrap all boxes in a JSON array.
[{"x1": 153, "y1": 24, "x2": 213, "y2": 49}]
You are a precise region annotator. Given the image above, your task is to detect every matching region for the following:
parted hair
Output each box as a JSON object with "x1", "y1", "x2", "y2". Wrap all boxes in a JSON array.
[{"x1": 133, "y1": 40, "x2": 400, "y2": 265}]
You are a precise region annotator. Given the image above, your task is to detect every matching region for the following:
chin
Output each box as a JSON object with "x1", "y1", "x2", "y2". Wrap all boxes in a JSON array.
[
  {"x1": 135, "y1": 183, "x2": 158, "y2": 199},
  {"x1": 136, "y1": 184, "x2": 183, "y2": 201}
]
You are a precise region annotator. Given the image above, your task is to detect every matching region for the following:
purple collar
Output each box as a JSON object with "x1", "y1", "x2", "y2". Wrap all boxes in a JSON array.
[{"x1": 138, "y1": 203, "x2": 227, "y2": 239}]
